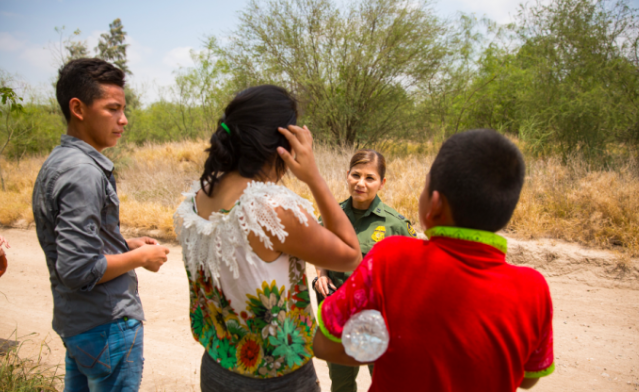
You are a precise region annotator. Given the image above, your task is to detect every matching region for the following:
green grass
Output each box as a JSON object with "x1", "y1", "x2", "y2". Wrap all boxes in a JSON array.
[{"x1": 0, "y1": 331, "x2": 63, "y2": 392}]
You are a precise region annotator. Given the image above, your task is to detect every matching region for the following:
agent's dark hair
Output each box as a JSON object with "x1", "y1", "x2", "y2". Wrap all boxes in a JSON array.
[
  {"x1": 56, "y1": 58, "x2": 126, "y2": 122},
  {"x1": 429, "y1": 129, "x2": 525, "y2": 232},
  {"x1": 200, "y1": 85, "x2": 297, "y2": 196},
  {"x1": 349, "y1": 149, "x2": 387, "y2": 180}
]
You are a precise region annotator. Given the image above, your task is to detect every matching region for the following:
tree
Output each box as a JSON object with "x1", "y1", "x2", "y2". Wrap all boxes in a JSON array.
[
  {"x1": 0, "y1": 86, "x2": 25, "y2": 191},
  {"x1": 225, "y1": 0, "x2": 447, "y2": 146},
  {"x1": 438, "y1": 0, "x2": 639, "y2": 159},
  {"x1": 96, "y1": 18, "x2": 131, "y2": 74},
  {"x1": 50, "y1": 26, "x2": 89, "y2": 66}
]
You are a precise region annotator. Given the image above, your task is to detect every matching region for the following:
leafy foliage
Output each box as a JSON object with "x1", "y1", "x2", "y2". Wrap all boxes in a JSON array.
[
  {"x1": 425, "y1": 0, "x2": 639, "y2": 160},
  {"x1": 226, "y1": 0, "x2": 447, "y2": 146},
  {"x1": 96, "y1": 18, "x2": 131, "y2": 75}
]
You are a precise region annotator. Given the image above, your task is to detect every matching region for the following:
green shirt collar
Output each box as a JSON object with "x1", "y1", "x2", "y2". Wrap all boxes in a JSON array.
[
  {"x1": 425, "y1": 226, "x2": 507, "y2": 254},
  {"x1": 343, "y1": 195, "x2": 385, "y2": 219}
]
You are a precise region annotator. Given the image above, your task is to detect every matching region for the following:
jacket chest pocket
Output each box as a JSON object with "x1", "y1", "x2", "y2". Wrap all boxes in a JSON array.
[{"x1": 102, "y1": 183, "x2": 121, "y2": 232}]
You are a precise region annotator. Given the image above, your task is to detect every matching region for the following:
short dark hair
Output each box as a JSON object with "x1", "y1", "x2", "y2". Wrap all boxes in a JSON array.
[
  {"x1": 429, "y1": 129, "x2": 525, "y2": 232},
  {"x1": 200, "y1": 85, "x2": 297, "y2": 196},
  {"x1": 349, "y1": 149, "x2": 387, "y2": 180},
  {"x1": 56, "y1": 58, "x2": 125, "y2": 122}
]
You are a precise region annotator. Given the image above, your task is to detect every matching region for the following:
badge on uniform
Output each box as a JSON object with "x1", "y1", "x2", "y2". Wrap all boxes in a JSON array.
[
  {"x1": 371, "y1": 226, "x2": 386, "y2": 242},
  {"x1": 407, "y1": 222, "x2": 417, "y2": 237}
]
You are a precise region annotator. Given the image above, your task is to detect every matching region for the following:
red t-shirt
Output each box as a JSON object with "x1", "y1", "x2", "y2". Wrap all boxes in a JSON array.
[{"x1": 318, "y1": 228, "x2": 554, "y2": 392}]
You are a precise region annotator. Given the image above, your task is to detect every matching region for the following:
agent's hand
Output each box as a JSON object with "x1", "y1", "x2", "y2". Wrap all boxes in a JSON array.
[
  {"x1": 277, "y1": 125, "x2": 321, "y2": 186},
  {"x1": 315, "y1": 276, "x2": 337, "y2": 298},
  {"x1": 127, "y1": 236, "x2": 159, "y2": 250},
  {"x1": 138, "y1": 244, "x2": 170, "y2": 272}
]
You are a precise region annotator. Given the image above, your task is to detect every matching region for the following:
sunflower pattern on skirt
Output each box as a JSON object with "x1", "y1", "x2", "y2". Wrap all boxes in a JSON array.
[{"x1": 188, "y1": 259, "x2": 316, "y2": 379}]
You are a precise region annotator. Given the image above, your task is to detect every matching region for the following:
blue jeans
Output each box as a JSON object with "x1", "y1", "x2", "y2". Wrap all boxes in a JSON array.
[{"x1": 63, "y1": 318, "x2": 144, "y2": 392}]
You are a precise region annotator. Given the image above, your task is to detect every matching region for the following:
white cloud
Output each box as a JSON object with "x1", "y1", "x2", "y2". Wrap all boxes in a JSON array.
[
  {"x1": 19, "y1": 45, "x2": 56, "y2": 72},
  {"x1": 162, "y1": 46, "x2": 195, "y2": 69},
  {"x1": 127, "y1": 36, "x2": 153, "y2": 66},
  {"x1": 0, "y1": 32, "x2": 26, "y2": 52},
  {"x1": 84, "y1": 30, "x2": 105, "y2": 56}
]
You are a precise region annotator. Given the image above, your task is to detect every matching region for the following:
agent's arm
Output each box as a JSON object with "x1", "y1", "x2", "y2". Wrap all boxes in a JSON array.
[{"x1": 273, "y1": 125, "x2": 361, "y2": 272}]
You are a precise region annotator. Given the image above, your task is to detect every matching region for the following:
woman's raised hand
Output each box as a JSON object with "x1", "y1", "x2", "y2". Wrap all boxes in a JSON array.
[{"x1": 277, "y1": 125, "x2": 321, "y2": 185}]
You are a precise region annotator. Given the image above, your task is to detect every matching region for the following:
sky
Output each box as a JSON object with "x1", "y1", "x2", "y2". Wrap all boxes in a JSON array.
[{"x1": 1, "y1": 0, "x2": 637, "y2": 103}]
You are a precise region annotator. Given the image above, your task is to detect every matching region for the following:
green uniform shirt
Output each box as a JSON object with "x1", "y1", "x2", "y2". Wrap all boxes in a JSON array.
[{"x1": 325, "y1": 195, "x2": 417, "y2": 288}]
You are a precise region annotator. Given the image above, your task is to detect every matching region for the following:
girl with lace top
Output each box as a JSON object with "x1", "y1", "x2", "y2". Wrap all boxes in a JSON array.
[{"x1": 173, "y1": 85, "x2": 362, "y2": 392}]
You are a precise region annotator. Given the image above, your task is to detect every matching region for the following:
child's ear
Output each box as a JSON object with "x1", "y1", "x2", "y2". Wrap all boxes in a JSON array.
[
  {"x1": 426, "y1": 190, "x2": 443, "y2": 222},
  {"x1": 428, "y1": 191, "x2": 455, "y2": 227}
]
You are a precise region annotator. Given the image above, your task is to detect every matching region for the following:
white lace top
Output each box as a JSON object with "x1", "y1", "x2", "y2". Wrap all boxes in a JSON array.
[{"x1": 173, "y1": 181, "x2": 318, "y2": 378}]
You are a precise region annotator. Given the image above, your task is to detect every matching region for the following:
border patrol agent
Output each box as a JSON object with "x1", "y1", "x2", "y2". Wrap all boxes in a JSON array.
[{"x1": 313, "y1": 150, "x2": 416, "y2": 392}]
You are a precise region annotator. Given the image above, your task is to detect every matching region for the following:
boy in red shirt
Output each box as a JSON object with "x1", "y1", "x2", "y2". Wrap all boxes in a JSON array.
[{"x1": 314, "y1": 129, "x2": 554, "y2": 391}]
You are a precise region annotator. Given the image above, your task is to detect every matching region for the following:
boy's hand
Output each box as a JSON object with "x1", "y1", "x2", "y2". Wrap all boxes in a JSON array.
[
  {"x1": 137, "y1": 244, "x2": 170, "y2": 272},
  {"x1": 316, "y1": 276, "x2": 337, "y2": 298},
  {"x1": 127, "y1": 236, "x2": 159, "y2": 250},
  {"x1": 277, "y1": 125, "x2": 321, "y2": 186}
]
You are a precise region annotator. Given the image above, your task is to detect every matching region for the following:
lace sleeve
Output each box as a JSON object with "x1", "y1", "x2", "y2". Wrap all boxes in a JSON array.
[
  {"x1": 173, "y1": 181, "x2": 316, "y2": 285},
  {"x1": 237, "y1": 181, "x2": 316, "y2": 250}
]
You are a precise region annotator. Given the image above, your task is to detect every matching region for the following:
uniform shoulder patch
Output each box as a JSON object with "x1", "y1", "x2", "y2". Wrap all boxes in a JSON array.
[{"x1": 407, "y1": 222, "x2": 417, "y2": 237}]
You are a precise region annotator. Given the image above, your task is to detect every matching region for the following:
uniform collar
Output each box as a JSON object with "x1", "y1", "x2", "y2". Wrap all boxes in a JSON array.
[
  {"x1": 425, "y1": 226, "x2": 507, "y2": 254},
  {"x1": 61, "y1": 134, "x2": 114, "y2": 174},
  {"x1": 344, "y1": 195, "x2": 385, "y2": 219}
]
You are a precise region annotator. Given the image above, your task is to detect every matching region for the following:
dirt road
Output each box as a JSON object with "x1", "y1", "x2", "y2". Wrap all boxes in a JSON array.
[{"x1": 1, "y1": 228, "x2": 637, "y2": 391}]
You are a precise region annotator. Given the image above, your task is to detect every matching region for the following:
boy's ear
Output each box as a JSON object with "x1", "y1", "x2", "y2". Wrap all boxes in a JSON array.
[
  {"x1": 426, "y1": 190, "x2": 443, "y2": 222},
  {"x1": 427, "y1": 191, "x2": 455, "y2": 227},
  {"x1": 69, "y1": 98, "x2": 85, "y2": 122}
]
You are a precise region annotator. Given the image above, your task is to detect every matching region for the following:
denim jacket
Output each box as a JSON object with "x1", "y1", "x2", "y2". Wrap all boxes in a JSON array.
[{"x1": 32, "y1": 135, "x2": 144, "y2": 338}]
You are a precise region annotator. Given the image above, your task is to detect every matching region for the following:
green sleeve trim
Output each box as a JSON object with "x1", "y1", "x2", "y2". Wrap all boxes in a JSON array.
[
  {"x1": 317, "y1": 301, "x2": 342, "y2": 343},
  {"x1": 425, "y1": 226, "x2": 507, "y2": 254},
  {"x1": 524, "y1": 362, "x2": 555, "y2": 378}
]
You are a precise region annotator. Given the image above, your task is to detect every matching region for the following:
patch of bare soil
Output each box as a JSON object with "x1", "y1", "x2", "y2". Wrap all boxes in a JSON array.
[{"x1": 0, "y1": 228, "x2": 637, "y2": 391}]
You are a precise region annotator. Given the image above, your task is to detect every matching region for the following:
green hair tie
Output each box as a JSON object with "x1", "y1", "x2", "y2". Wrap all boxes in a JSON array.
[{"x1": 221, "y1": 122, "x2": 231, "y2": 135}]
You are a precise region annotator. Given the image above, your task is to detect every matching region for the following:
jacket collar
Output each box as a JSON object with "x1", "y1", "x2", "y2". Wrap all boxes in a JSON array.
[
  {"x1": 425, "y1": 226, "x2": 507, "y2": 254},
  {"x1": 61, "y1": 134, "x2": 114, "y2": 174},
  {"x1": 343, "y1": 195, "x2": 385, "y2": 219}
]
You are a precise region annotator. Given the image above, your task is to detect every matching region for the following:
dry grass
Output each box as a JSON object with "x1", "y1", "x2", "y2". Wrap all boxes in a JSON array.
[
  {"x1": 509, "y1": 156, "x2": 639, "y2": 255},
  {"x1": 1, "y1": 139, "x2": 637, "y2": 255},
  {"x1": 0, "y1": 331, "x2": 63, "y2": 392}
]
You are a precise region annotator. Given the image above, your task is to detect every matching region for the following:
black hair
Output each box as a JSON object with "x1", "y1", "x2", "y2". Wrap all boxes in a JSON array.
[
  {"x1": 429, "y1": 129, "x2": 526, "y2": 232},
  {"x1": 56, "y1": 58, "x2": 125, "y2": 122},
  {"x1": 200, "y1": 85, "x2": 297, "y2": 196}
]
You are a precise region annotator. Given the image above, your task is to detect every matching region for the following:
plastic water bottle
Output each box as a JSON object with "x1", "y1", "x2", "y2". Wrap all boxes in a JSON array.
[{"x1": 342, "y1": 309, "x2": 389, "y2": 362}]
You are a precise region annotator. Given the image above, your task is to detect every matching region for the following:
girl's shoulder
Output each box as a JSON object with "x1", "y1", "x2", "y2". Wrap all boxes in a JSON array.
[{"x1": 173, "y1": 181, "x2": 316, "y2": 283}]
